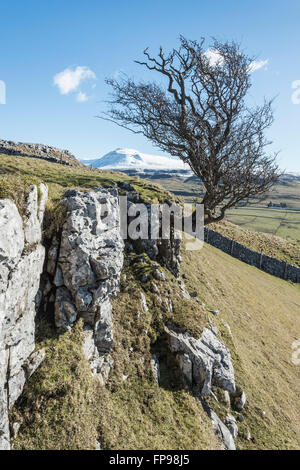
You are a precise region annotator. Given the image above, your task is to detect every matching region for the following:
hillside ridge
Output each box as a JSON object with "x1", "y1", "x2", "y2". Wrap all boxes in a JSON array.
[
  {"x1": 0, "y1": 154, "x2": 300, "y2": 450},
  {"x1": 0, "y1": 138, "x2": 83, "y2": 167}
]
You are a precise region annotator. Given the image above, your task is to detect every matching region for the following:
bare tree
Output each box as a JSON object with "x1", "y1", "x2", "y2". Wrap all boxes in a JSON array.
[{"x1": 101, "y1": 36, "x2": 280, "y2": 224}]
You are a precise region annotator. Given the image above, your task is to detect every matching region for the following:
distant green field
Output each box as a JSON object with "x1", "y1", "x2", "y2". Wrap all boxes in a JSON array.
[
  {"x1": 226, "y1": 206, "x2": 300, "y2": 242},
  {"x1": 146, "y1": 174, "x2": 300, "y2": 242}
]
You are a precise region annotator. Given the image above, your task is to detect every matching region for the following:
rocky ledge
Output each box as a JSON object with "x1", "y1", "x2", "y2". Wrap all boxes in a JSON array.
[
  {"x1": 0, "y1": 184, "x2": 246, "y2": 450},
  {"x1": 0, "y1": 184, "x2": 48, "y2": 449}
]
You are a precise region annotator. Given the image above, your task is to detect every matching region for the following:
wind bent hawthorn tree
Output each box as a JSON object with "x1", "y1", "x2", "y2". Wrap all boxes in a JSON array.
[{"x1": 102, "y1": 37, "x2": 279, "y2": 224}]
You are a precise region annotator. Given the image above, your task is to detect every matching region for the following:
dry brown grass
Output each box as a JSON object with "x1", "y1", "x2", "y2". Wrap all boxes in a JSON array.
[
  {"x1": 182, "y1": 241, "x2": 300, "y2": 449},
  {"x1": 10, "y1": 321, "x2": 101, "y2": 450},
  {"x1": 98, "y1": 256, "x2": 219, "y2": 450}
]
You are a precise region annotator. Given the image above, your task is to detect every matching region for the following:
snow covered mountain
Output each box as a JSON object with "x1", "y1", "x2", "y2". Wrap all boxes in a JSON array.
[
  {"x1": 81, "y1": 148, "x2": 300, "y2": 182},
  {"x1": 81, "y1": 148, "x2": 190, "y2": 173},
  {"x1": 281, "y1": 171, "x2": 300, "y2": 180}
]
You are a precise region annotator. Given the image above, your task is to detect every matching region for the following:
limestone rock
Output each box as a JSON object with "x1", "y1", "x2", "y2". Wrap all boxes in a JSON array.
[
  {"x1": 0, "y1": 383, "x2": 10, "y2": 450},
  {"x1": 140, "y1": 292, "x2": 149, "y2": 312},
  {"x1": 24, "y1": 348, "x2": 46, "y2": 378},
  {"x1": 225, "y1": 413, "x2": 239, "y2": 439},
  {"x1": 55, "y1": 287, "x2": 77, "y2": 331},
  {"x1": 94, "y1": 298, "x2": 114, "y2": 353},
  {"x1": 151, "y1": 354, "x2": 160, "y2": 385},
  {"x1": 54, "y1": 189, "x2": 124, "y2": 381},
  {"x1": 210, "y1": 408, "x2": 236, "y2": 450},
  {"x1": 224, "y1": 390, "x2": 231, "y2": 408},
  {"x1": 95, "y1": 440, "x2": 101, "y2": 450},
  {"x1": 176, "y1": 353, "x2": 193, "y2": 384},
  {"x1": 46, "y1": 237, "x2": 59, "y2": 276},
  {"x1": 12, "y1": 422, "x2": 21, "y2": 439},
  {"x1": 178, "y1": 279, "x2": 191, "y2": 299},
  {"x1": 166, "y1": 326, "x2": 236, "y2": 397},
  {"x1": 23, "y1": 186, "x2": 42, "y2": 245},
  {"x1": 0, "y1": 188, "x2": 47, "y2": 450},
  {"x1": 150, "y1": 282, "x2": 160, "y2": 295},
  {"x1": 201, "y1": 399, "x2": 236, "y2": 450},
  {"x1": 153, "y1": 268, "x2": 166, "y2": 281},
  {"x1": 231, "y1": 386, "x2": 246, "y2": 411},
  {"x1": 38, "y1": 183, "x2": 48, "y2": 224},
  {"x1": 0, "y1": 199, "x2": 24, "y2": 276}
]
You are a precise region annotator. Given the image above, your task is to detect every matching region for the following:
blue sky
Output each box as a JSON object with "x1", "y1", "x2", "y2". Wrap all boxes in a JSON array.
[{"x1": 0, "y1": 0, "x2": 299, "y2": 170}]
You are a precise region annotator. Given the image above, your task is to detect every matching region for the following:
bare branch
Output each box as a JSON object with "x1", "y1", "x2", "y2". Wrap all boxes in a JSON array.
[{"x1": 103, "y1": 37, "x2": 280, "y2": 224}]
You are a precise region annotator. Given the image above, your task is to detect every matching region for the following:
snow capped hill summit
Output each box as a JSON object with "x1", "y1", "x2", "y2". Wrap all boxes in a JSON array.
[
  {"x1": 81, "y1": 148, "x2": 190, "y2": 172},
  {"x1": 282, "y1": 171, "x2": 300, "y2": 180}
]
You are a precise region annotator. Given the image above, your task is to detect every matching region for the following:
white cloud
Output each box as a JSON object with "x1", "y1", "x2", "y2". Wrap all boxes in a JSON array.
[
  {"x1": 53, "y1": 66, "x2": 96, "y2": 95},
  {"x1": 204, "y1": 50, "x2": 269, "y2": 74},
  {"x1": 203, "y1": 49, "x2": 224, "y2": 67},
  {"x1": 76, "y1": 91, "x2": 88, "y2": 102},
  {"x1": 248, "y1": 59, "x2": 269, "y2": 73}
]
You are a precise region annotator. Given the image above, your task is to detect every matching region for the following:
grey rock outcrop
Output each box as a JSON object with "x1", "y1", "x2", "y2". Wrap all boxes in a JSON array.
[
  {"x1": 209, "y1": 407, "x2": 236, "y2": 450},
  {"x1": 225, "y1": 413, "x2": 239, "y2": 439},
  {"x1": 0, "y1": 139, "x2": 80, "y2": 167},
  {"x1": 150, "y1": 354, "x2": 160, "y2": 385},
  {"x1": 231, "y1": 386, "x2": 246, "y2": 411},
  {"x1": 140, "y1": 292, "x2": 149, "y2": 312},
  {"x1": 23, "y1": 184, "x2": 48, "y2": 245},
  {"x1": 0, "y1": 186, "x2": 47, "y2": 450},
  {"x1": 166, "y1": 326, "x2": 236, "y2": 398},
  {"x1": 52, "y1": 189, "x2": 124, "y2": 383},
  {"x1": 166, "y1": 323, "x2": 240, "y2": 450},
  {"x1": 201, "y1": 400, "x2": 236, "y2": 450},
  {"x1": 125, "y1": 195, "x2": 182, "y2": 278}
]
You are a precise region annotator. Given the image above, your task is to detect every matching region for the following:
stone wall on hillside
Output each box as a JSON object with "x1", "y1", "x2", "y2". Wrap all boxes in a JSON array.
[{"x1": 204, "y1": 228, "x2": 300, "y2": 283}]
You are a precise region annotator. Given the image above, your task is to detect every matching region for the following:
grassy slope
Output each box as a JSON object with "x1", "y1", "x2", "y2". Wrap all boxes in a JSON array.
[
  {"x1": 3, "y1": 153, "x2": 300, "y2": 449},
  {"x1": 12, "y1": 241, "x2": 300, "y2": 450},
  {"x1": 182, "y1": 242, "x2": 300, "y2": 450},
  {"x1": 11, "y1": 253, "x2": 220, "y2": 450},
  {"x1": 0, "y1": 153, "x2": 176, "y2": 212},
  {"x1": 10, "y1": 321, "x2": 102, "y2": 450},
  {"x1": 98, "y1": 254, "x2": 219, "y2": 450}
]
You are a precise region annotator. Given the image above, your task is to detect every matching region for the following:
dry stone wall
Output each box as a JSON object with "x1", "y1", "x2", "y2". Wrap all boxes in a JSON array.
[{"x1": 204, "y1": 228, "x2": 300, "y2": 283}]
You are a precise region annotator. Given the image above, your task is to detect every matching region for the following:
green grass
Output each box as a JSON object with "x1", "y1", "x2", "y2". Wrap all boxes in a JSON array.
[
  {"x1": 147, "y1": 173, "x2": 300, "y2": 242},
  {"x1": 99, "y1": 379, "x2": 218, "y2": 450},
  {"x1": 0, "y1": 153, "x2": 177, "y2": 208},
  {"x1": 4, "y1": 152, "x2": 300, "y2": 450},
  {"x1": 182, "y1": 241, "x2": 300, "y2": 450},
  {"x1": 226, "y1": 206, "x2": 300, "y2": 242},
  {"x1": 98, "y1": 255, "x2": 219, "y2": 450},
  {"x1": 10, "y1": 320, "x2": 102, "y2": 450},
  {"x1": 10, "y1": 252, "x2": 219, "y2": 450}
]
